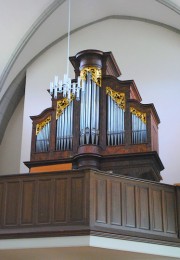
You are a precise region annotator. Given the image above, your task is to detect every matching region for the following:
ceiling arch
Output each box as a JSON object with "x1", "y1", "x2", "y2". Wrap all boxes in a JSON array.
[{"x1": 0, "y1": 0, "x2": 179, "y2": 142}]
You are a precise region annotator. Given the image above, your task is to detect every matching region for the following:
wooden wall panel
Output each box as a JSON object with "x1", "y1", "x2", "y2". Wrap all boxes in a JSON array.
[
  {"x1": 124, "y1": 184, "x2": 136, "y2": 228},
  {"x1": 53, "y1": 178, "x2": 68, "y2": 223},
  {"x1": 152, "y1": 189, "x2": 163, "y2": 232},
  {"x1": 70, "y1": 177, "x2": 84, "y2": 221},
  {"x1": 21, "y1": 181, "x2": 35, "y2": 225},
  {"x1": 164, "y1": 190, "x2": 177, "y2": 234},
  {"x1": 0, "y1": 183, "x2": 4, "y2": 227},
  {"x1": 96, "y1": 179, "x2": 107, "y2": 223},
  {"x1": 110, "y1": 181, "x2": 122, "y2": 225},
  {"x1": 4, "y1": 182, "x2": 20, "y2": 226},
  {"x1": 37, "y1": 179, "x2": 52, "y2": 224},
  {"x1": 0, "y1": 171, "x2": 179, "y2": 242},
  {"x1": 176, "y1": 187, "x2": 180, "y2": 238},
  {"x1": 138, "y1": 187, "x2": 150, "y2": 230}
]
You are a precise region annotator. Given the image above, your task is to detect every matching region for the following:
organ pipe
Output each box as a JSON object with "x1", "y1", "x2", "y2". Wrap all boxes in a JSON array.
[
  {"x1": 106, "y1": 88, "x2": 125, "y2": 146},
  {"x1": 80, "y1": 71, "x2": 100, "y2": 145},
  {"x1": 56, "y1": 100, "x2": 73, "y2": 150},
  {"x1": 130, "y1": 107, "x2": 147, "y2": 144},
  {"x1": 36, "y1": 121, "x2": 51, "y2": 152}
]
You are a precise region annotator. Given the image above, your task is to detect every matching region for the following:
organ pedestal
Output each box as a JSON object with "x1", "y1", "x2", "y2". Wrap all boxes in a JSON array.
[{"x1": 25, "y1": 49, "x2": 164, "y2": 181}]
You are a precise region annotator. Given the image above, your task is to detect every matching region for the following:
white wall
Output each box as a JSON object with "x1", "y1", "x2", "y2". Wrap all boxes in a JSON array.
[
  {"x1": 7, "y1": 19, "x2": 180, "y2": 184},
  {"x1": 0, "y1": 97, "x2": 24, "y2": 175}
]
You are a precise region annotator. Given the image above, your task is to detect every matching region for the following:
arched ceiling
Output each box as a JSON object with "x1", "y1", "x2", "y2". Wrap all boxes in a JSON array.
[{"x1": 0, "y1": 0, "x2": 179, "y2": 142}]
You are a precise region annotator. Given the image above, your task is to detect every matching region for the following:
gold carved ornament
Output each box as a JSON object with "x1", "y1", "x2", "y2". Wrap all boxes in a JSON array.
[
  {"x1": 56, "y1": 95, "x2": 74, "y2": 119},
  {"x1": 80, "y1": 66, "x2": 102, "y2": 87},
  {"x1": 130, "y1": 107, "x2": 146, "y2": 124},
  {"x1": 36, "y1": 116, "x2": 51, "y2": 135},
  {"x1": 106, "y1": 87, "x2": 125, "y2": 110}
]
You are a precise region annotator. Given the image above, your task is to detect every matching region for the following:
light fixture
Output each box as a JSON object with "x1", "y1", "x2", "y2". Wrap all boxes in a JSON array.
[{"x1": 49, "y1": 0, "x2": 84, "y2": 101}]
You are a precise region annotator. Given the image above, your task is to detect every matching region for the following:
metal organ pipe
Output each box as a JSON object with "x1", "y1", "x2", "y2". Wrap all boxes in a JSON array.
[
  {"x1": 107, "y1": 94, "x2": 111, "y2": 146},
  {"x1": 56, "y1": 101, "x2": 73, "y2": 150},
  {"x1": 80, "y1": 82, "x2": 85, "y2": 145},
  {"x1": 86, "y1": 72, "x2": 91, "y2": 144},
  {"x1": 80, "y1": 71, "x2": 100, "y2": 145},
  {"x1": 131, "y1": 113, "x2": 147, "y2": 144},
  {"x1": 107, "y1": 95, "x2": 124, "y2": 146},
  {"x1": 95, "y1": 82, "x2": 99, "y2": 145},
  {"x1": 36, "y1": 122, "x2": 51, "y2": 152}
]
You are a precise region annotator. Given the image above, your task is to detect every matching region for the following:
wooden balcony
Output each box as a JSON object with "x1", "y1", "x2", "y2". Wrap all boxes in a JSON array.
[{"x1": 0, "y1": 169, "x2": 179, "y2": 246}]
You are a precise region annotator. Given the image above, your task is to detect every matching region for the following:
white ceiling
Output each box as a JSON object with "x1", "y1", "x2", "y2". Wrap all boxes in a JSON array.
[
  {"x1": 0, "y1": 0, "x2": 179, "y2": 139},
  {"x1": 0, "y1": 0, "x2": 179, "y2": 88}
]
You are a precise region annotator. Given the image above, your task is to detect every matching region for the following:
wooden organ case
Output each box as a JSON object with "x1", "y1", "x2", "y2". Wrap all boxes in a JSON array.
[{"x1": 25, "y1": 50, "x2": 164, "y2": 181}]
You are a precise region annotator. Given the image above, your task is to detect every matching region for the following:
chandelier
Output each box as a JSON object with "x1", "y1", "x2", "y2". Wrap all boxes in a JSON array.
[{"x1": 49, "y1": 0, "x2": 84, "y2": 101}]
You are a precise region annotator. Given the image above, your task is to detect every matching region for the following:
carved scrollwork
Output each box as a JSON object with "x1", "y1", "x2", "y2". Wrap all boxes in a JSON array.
[
  {"x1": 56, "y1": 95, "x2": 74, "y2": 119},
  {"x1": 106, "y1": 87, "x2": 125, "y2": 110},
  {"x1": 130, "y1": 107, "x2": 146, "y2": 124},
  {"x1": 36, "y1": 116, "x2": 51, "y2": 135},
  {"x1": 80, "y1": 66, "x2": 102, "y2": 86}
]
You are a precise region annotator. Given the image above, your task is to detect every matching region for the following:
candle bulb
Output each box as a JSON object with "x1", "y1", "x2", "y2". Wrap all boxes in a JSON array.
[
  {"x1": 54, "y1": 87, "x2": 57, "y2": 99},
  {"x1": 78, "y1": 76, "x2": 81, "y2": 88},
  {"x1": 50, "y1": 82, "x2": 54, "y2": 95},
  {"x1": 59, "y1": 80, "x2": 62, "y2": 92},
  {"x1": 72, "y1": 82, "x2": 76, "y2": 94},
  {"x1": 54, "y1": 75, "x2": 58, "y2": 87}
]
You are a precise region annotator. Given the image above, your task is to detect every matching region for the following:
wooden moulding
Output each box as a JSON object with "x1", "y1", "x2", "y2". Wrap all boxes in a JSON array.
[
  {"x1": 25, "y1": 151, "x2": 163, "y2": 182},
  {"x1": 30, "y1": 163, "x2": 72, "y2": 173}
]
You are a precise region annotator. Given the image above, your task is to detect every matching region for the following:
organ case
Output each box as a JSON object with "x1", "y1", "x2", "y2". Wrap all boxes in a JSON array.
[{"x1": 25, "y1": 49, "x2": 164, "y2": 181}]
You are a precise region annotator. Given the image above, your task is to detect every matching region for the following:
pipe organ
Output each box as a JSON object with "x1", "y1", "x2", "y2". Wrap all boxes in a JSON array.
[{"x1": 26, "y1": 49, "x2": 164, "y2": 181}]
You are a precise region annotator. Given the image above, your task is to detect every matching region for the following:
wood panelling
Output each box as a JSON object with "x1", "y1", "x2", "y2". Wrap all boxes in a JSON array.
[
  {"x1": 138, "y1": 187, "x2": 150, "y2": 230},
  {"x1": 151, "y1": 189, "x2": 163, "y2": 232},
  {"x1": 21, "y1": 181, "x2": 35, "y2": 225},
  {"x1": 70, "y1": 177, "x2": 84, "y2": 221},
  {"x1": 53, "y1": 178, "x2": 67, "y2": 223},
  {"x1": 124, "y1": 184, "x2": 136, "y2": 228},
  {"x1": 4, "y1": 182, "x2": 20, "y2": 226},
  {"x1": 164, "y1": 190, "x2": 177, "y2": 234},
  {"x1": 91, "y1": 171, "x2": 178, "y2": 242},
  {"x1": 0, "y1": 183, "x2": 4, "y2": 227},
  {"x1": 37, "y1": 179, "x2": 52, "y2": 224},
  {"x1": 96, "y1": 179, "x2": 107, "y2": 223},
  {"x1": 176, "y1": 187, "x2": 180, "y2": 236},
  {"x1": 0, "y1": 170, "x2": 179, "y2": 244},
  {"x1": 110, "y1": 181, "x2": 122, "y2": 225}
]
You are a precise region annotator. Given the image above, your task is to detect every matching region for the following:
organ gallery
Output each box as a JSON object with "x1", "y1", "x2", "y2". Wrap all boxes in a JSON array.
[{"x1": 25, "y1": 49, "x2": 164, "y2": 181}]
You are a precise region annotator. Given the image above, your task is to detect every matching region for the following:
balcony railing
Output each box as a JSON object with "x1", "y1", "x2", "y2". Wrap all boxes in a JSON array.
[{"x1": 0, "y1": 170, "x2": 179, "y2": 246}]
